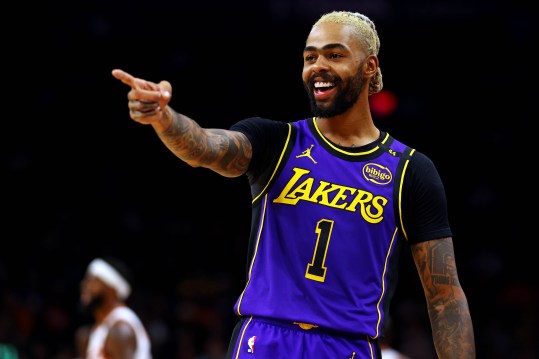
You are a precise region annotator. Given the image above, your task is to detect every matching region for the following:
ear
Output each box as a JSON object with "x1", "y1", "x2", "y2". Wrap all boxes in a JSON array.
[{"x1": 364, "y1": 55, "x2": 379, "y2": 78}]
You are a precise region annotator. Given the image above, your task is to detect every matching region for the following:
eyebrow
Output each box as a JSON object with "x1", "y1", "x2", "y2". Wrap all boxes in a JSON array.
[{"x1": 303, "y1": 43, "x2": 347, "y2": 52}]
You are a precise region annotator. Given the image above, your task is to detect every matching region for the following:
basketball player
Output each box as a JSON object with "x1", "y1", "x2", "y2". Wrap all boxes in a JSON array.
[
  {"x1": 111, "y1": 10, "x2": 475, "y2": 359},
  {"x1": 77, "y1": 257, "x2": 152, "y2": 359}
]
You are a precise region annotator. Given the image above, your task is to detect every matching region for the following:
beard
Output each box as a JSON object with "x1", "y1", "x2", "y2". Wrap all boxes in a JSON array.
[
  {"x1": 79, "y1": 292, "x2": 105, "y2": 317},
  {"x1": 304, "y1": 62, "x2": 364, "y2": 118}
]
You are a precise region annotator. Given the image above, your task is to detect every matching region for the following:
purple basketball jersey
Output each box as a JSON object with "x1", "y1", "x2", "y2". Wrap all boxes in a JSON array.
[{"x1": 234, "y1": 118, "x2": 413, "y2": 339}]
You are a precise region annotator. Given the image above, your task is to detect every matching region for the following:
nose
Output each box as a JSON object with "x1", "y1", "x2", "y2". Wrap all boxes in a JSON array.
[
  {"x1": 80, "y1": 275, "x2": 90, "y2": 289},
  {"x1": 311, "y1": 56, "x2": 330, "y2": 73}
]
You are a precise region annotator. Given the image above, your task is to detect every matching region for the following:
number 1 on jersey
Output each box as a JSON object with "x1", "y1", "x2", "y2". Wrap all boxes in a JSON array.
[{"x1": 305, "y1": 219, "x2": 334, "y2": 282}]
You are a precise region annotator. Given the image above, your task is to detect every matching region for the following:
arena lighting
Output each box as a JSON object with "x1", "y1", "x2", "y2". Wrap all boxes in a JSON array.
[{"x1": 369, "y1": 90, "x2": 398, "y2": 118}]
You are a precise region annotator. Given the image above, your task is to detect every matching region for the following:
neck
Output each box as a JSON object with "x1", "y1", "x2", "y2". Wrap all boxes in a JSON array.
[
  {"x1": 315, "y1": 101, "x2": 379, "y2": 147},
  {"x1": 94, "y1": 300, "x2": 123, "y2": 324}
]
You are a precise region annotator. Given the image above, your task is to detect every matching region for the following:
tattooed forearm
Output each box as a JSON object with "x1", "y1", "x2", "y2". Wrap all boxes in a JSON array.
[
  {"x1": 412, "y1": 238, "x2": 475, "y2": 359},
  {"x1": 156, "y1": 110, "x2": 251, "y2": 177}
]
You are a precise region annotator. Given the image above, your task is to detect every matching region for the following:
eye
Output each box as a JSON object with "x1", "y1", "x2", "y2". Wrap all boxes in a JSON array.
[
  {"x1": 329, "y1": 53, "x2": 344, "y2": 59},
  {"x1": 304, "y1": 54, "x2": 316, "y2": 63}
]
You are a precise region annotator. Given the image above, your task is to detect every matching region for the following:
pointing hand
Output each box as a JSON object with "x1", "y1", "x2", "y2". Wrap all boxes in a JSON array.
[{"x1": 112, "y1": 69, "x2": 172, "y2": 126}]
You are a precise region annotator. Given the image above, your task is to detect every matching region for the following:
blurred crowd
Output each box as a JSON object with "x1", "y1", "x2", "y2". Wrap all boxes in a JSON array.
[{"x1": 1, "y1": 243, "x2": 537, "y2": 358}]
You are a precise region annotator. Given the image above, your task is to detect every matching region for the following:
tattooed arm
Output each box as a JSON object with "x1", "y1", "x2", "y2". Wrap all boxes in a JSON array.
[
  {"x1": 153, "y1": 109, "x2": 251, "y2": 177},
  {"x1": 411, "y1": 237, "x2": 476, "y2": 359},
  {"x1": 111, "y1": 69, "x2": 252, "y2": 178}
]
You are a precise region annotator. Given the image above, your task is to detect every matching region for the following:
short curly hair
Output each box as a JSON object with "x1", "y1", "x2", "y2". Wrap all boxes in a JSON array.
[{"x1": 313, "y1": 11, "x2": 383, "y2": 95}]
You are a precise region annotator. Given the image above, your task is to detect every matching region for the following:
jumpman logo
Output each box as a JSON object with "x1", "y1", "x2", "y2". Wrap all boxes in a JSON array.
[{"x1": 296, "y1": 144, "x2": 317, "y2": 164}]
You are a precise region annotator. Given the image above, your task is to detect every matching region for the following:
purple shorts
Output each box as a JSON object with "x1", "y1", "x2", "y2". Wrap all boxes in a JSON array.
[{"x1": 226, "y1": 317, "x2": 380, "y2": 359}]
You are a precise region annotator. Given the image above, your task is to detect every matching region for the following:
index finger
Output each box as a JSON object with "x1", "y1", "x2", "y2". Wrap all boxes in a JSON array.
[{"x1": 112, "y1": 69, "x2": 137, "y2": 88}]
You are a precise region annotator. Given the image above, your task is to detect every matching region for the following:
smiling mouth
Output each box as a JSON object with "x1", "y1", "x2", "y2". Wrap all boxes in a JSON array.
[
  {"x1": 314, "y1": 81, "x2": 335, "y2": 92},
  {"x1": 313, "y1": 81, "x2": 335, "y2": 96}
]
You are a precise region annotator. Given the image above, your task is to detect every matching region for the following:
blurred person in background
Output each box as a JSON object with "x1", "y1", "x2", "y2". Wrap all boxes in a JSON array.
[
  {"x1": 76, "y1": 257, "x2": 152, "y2": 359},
  {"x1": 111, "y1": 9, "x2": 475, "y2": 359}
]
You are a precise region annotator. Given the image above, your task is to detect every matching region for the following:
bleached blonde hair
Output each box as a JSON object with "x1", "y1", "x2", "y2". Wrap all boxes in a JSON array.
[{"x1": 313, "y1": 11, "x2": 383, "y2": 95}]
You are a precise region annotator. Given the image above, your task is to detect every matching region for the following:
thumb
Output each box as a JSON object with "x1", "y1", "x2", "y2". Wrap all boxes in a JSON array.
[
  {"x1": 158, "y1": 80, "x2": 172, "y2": 108},
  {"x1": 158, "y1": 80, "x2": 172, "y2": 97}
]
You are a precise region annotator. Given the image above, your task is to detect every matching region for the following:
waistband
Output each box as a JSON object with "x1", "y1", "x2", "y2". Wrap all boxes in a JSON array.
[{"x1": 243, "y1": 316, "x2": 376, "y2": 341}]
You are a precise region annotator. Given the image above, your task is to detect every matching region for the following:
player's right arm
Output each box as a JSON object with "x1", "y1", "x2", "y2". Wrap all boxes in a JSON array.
[{"x1": 112, "y1": 69, "x2": 252, "y2": 178}]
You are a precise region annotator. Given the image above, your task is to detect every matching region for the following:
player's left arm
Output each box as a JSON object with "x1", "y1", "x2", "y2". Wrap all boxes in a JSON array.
[
  {"x1": 104, "y1": 321, "x2": 138, "y2": 359},
  {"x1": 411, "y1": 237, "x2": 476, "y2": 359}
]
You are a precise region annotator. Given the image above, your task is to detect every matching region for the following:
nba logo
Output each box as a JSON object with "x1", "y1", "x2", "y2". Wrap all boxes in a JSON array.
[{"x1": 247, "y1": 336, "x2": 256, "y2": 353}]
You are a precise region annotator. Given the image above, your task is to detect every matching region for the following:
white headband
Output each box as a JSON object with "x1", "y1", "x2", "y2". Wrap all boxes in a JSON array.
[{"x1": 87, "y1": 258, "x2": 132, "y2": 300}]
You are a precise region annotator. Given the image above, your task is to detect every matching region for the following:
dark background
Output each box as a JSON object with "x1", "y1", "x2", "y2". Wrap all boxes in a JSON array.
[{"x1": 2, "y1": 1, "x2": 537, "y2": 358}]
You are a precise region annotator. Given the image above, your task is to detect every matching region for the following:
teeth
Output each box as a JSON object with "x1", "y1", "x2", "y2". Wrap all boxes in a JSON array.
[{"x1": 314, "y1": 82, "x2": 334, "y2": 88}]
